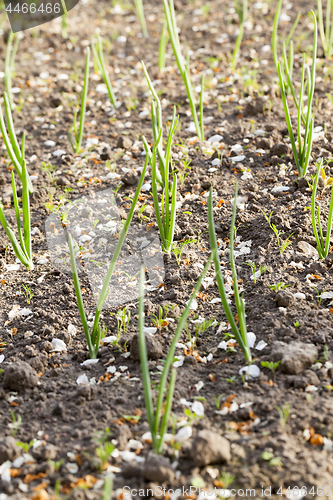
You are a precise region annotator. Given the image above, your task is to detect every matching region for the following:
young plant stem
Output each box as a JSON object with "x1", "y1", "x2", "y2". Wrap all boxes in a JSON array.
[
  {"x1": 0, "y1": 161, "x2": 33, "y2": 270},
  {"x1": 208, "y1": 186, "x2": 251, "y2": 362},
  {"x1": 138, "y1": 256, "x2": 212, "y2": 453},
  {"x1": 68, "y1": 158, "x2": 148, "y2": 359},
  {"x1": 68, "y1": 47, "x2": 90, "y2": 153},
  {"x1": 162, "y1": 0, "x2": 204, "y2": 140},
  {"x1": 91, "y1": 35, "x2": 117, "y2": 108},
  {"x1": 134, "y1": 0, "x2": 148, "y2": 37},
  {"x1": 231, "y1": 0, "x2": 247, "y2": 70},
  {"x1": 0, "y1": 92, "x2": 33, "y2": 193},
  {"x1": 317, "y1": 0, "x2": 333, "y2": 57},
  {"x1": 311, "y1": 159, "x2": 333, "y2": 258},
  {"x1": 158, "y1": 20, "x2": 169, "y2": 71}
]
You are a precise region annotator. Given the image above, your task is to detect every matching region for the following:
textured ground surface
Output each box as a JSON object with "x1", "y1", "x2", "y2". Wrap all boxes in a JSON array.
[{"x1": 1, "y1": 0, "x2": 333, "y2": 498}]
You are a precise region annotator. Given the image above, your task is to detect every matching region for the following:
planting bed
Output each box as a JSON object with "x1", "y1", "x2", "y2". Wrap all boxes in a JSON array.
[{"x1": 2, "y1": 0, "x2": 333, "y2": 498}]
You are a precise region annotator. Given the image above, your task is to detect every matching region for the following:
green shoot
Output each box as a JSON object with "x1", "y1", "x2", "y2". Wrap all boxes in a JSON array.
[
  {"x1": 275, "y1": 403, "x2": 290, "y2": 430},
  {"x1": 91, "y1": 35, "x2": 117, "y2": 108},
  {"x1": 4, "y1": 31, "x2": 20, "y2": 110},
  {"x1": 317, "y1": 0, "x2": 333, "y2": 57},
  {"x1": 269, "y1": 282, "x2": 290, "y2": 292},
  {"x1": 213, "y1": 393, "x2": 225, "y2": 410},
  {"x1": 134, "y1": 0, "x2": 148, "y2": 37},
  {"x1": 0, "y1": 161, "x2": 33, "y2": 270},
  {"x1": 102, "y1": 476, "x2": 113, "y2": 500},
  {"x1": 208, "y1": 185, "x2": 251, "y2": 363},
  {"x1": 277, "y1": 11, "x2": 317, "y2": 177},
  {"x1": 48, "y1": 459, "x2": 64, "y2": 472},
  {"x1": 261, "y1": 360, "x2": 281, "y2": 373},
  {"x1": 9, "y1": 411, "x2": 22, "y2": 437},
  {"x1": 162, "y1": 0, "x2": 204, "y2": 140},
  {"x1": 311, "y1": 159, "x2": 333, "y2": 258},
  {"x1": 244, "y1": 260, "x2": 268, "y2": 284},
  {"x1": 142, "y1": 62, "x2": 179, "y2": 253},
  {"x1": 22, "y1": 284, "x2": 33, "y2": 304},
  {"x1": 262, "y1": 210, "x2": 293, "y2": 254},
  {"x1": 151, "y1": 304, "x2": 176, "y2": 332},
  {"x1": 68, "y1": 47, "x2": 90, "y2": 153},
  {"x1": 60, "y1": 0, "x2": 68, "y2": 38},
  {"x1": 231, "y1": 0, "x2": 247, "y2": 70},
  {"x1": 0, "y1": 92, "x2": 33, "y2": 193},
  {"x1": 172, "y1": 238, "x2": 195, "y2": 266},
  {"x1": 138, "y1": 257, "x2": 212, "y2": 454},
  {"x1": 68, "y1": 159, "x2": 147, "y2": 359},
  {"x1": 16, "y1": 440, "x2": 34, "y2": 453},
  {"x1": 158, "y1": 20, "x2": 169, "y2": 71},
  {"x1": 218, "y1": 472, "x2": 235, "y2": 488},
  {"x1": 272, "y1": 0, "x2": 301, "y2": 93}
]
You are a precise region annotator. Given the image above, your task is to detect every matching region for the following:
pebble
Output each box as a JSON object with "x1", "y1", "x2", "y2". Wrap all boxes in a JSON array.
[
  {"x1": 276, "y1": 290, "x2": 295, "y2": 308},
  {"x1": 130, "y1": 333, "x2": 163, "y2": 361},
  {"x1": 270, "y1": 341, "x2": 318, "y2": 375},
  {"x1": 190, "y1": 430, "x2": 231, "y2": 466},
  {"x1": 3, "y1": 361, "x2": 39, "y2": 391},
  {"x1": 143, "y1": 453, "x2": 175, "y2": 483},
  {"x1": 297, "y1": 241, "x2": 318, "y2": 258}
]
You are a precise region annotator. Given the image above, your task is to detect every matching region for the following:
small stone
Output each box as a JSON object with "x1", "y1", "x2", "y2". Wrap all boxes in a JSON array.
[
  {"x1": 243, "y1": 97, "x2": 265, "y2": 117},
  {"x1": 130, "y1": 334, "x2": 163, "y2": 361},
  {"x1": 117, "y1": 136, "x2": 133, "y2": 149},
  {"x1": 190, "y1": 430, "x2": 231, "y2": 466},
  {"x1": 276, "y1": 290, "x2": 294, "y2": 308},
  {"x1": 39, "y1": 444, "x2": 58, "y2": 460},
  {"x1": 297, "y1": 241, "x2": 318, "y2": 258},
  {"x1": 50, "y1": 97, "x2": 62, "y2": 108},
  {"x1": 271, "y1": 142, "x2": 289, "y2": 157},
  {"x1": 122, "y1": 172, "x2": 138, "y2": 186},
  {"x1": 100, "y1": 146, "x2": 112, "y2": 161},
  {"x1": 143, "y1": 453, "x2": 175, "y2": 483},
  {"x1": 62, "y1": 283, "x2": 71, "y2": 294},
  {"x1": 3, "y1": 361, "x2": 39, "y2": 391},
  {"x1": 257, "y1": 137, "x2": 272, "y2": 150},
  {"x1": 298, "y1": 178, "x2": 308, "y2": 189},
  {"x1": 309, "y1": 261, "x2": 326, "y2": 274},
  {"x1": 270, "y1": 341, "x2": 318, "y2": 375},
  {"x1": 56, "y1": 176, "x2": 71, "y2": 187},
  {"x1": 116, "y1": 424, "x2": 133, "y2": 451},
  {"x1": 0, "y1": 437, "x2": 21, "y2": 464},
  {"x1": 40, "y1": 341, "x2": 54, "y2": 353}
]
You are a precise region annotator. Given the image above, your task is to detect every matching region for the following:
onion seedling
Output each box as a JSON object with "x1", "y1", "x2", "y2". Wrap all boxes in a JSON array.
[
  {"x1": 272, "y1": 0, "x2": 301, "y2": 92},
  {"x1": 158, "y1": 20, "x2": 169, "y2": 71},
  {"x1": 141, "y1": 63, "x2": 179, "y2": 253},
  {"x1": 60, "y1": 0, "x2": 68, "y2": 38},
  {"x1": 138, "y1": 257, "x2": 211, "y2": 454},
  {"x1": 134, "y1": 0, "x2": 148, "y2": 37},
  {"x1": 162, "y1": 0, "x2": 204, "y2": 140},
  {"x1": 311, "y1": 158, "x2": 333, "y2": 259},
  {"x1": 208, "y1": 185, "x2": 251, "y2": 363},
  {"x1": 68, "y1": 47, "x2": 90, "y2": 154},
  {"x1": 277, "y1": 11, "x2": 317, "y2": 178},
  {"x1": 91, "y1": 35, "x2": 117, "y2": 108},
  {"x1": 317, "y1": 0, "x2": 333, "y2": 57},
  {"x1": 68, "y1": 159, "x2": 147, "y2": 359},
  {"x1": 231, "y1": 0, "x2": 248, "y2": 70},
  {"x1": 0, "y1": 92, "x2": 33, "y2": 193},
  {"x1": 0, "y1": 161, "x2": 33, "y2": 270},
  {"x1": 4, "y1": 31, "x2": 20, "y2": 110}
]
